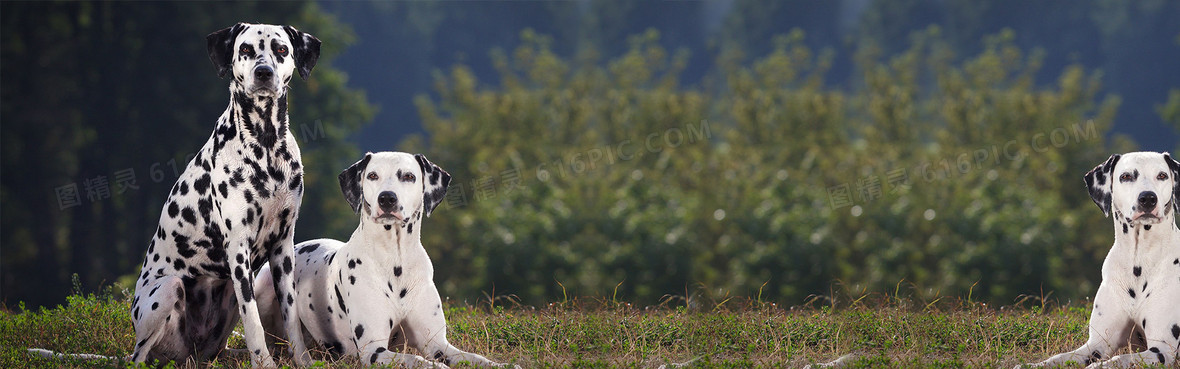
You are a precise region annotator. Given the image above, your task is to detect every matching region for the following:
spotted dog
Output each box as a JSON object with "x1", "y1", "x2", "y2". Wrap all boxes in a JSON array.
[
  {"x1": 124, "y1": 23, "x2": 319, "y2": 367},
  {"x1": 1020, "y1": 152, "x2": 1180, "y2": 368},
  {"x1": 254, "y1": 152, "x2": 516, "y2": 368}
]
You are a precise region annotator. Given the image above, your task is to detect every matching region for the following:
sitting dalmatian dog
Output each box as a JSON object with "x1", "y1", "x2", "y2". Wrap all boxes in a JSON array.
[
  {"x1": 1020, "y1": 151, "x2": 1180, "y2": 368},
  {"x1": 125, "y1": 23, "x2": 320, "y2": 367},
  {"x1": 254, "y1": 152, "x2": 517, "y2": 368}
]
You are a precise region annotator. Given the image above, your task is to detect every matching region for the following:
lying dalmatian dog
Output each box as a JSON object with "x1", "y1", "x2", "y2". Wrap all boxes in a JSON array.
[
  {"x1": 1020, "y1": 151, "x2": 1180, "y2": 368},
  {"x1": 254, "y1": 152, "x2": 517, "y2": 368},
  {"x1": 124, "y1": 23, "x2": 319, "y2": 367}
]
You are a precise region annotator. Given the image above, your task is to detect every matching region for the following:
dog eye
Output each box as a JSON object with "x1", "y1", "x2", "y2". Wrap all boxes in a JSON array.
[
  {"x1": 367, "y1": 172, "x2": 378, "y2": 181},
  {"x1": 1159, "y1": 172, "x2": 1169, "y2": 180},
  {"x1": 1120, "y1": 173, "x2": 1132, "y2": 181},
  {"x1": 401, "y1": 173, "x2": 415, "y2": 182},
  {"x1": 239, "y1": 45, "x2": 252, "y2": 55},
  {"x1": 276, "y1": 46, "x2": 288, "y2": 56}
]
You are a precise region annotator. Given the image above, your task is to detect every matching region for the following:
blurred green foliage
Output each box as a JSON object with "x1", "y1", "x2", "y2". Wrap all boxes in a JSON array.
[{"x1": 405, "y1": 27, "x2": 1139, "y2": 306}]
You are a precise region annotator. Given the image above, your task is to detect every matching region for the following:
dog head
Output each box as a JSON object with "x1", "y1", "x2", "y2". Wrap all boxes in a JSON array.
[
  {"x1": 1085, "y1": 151, "x2": 1179, "y2": 225},
  {"x1": 206, "y1": 23, "x2": 321, "y2": 97},
  {"x1": 339, "y1": 152, "x2": 451, "y2": 228}
]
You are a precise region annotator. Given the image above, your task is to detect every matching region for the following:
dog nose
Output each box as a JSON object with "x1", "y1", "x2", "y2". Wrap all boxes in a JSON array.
[
  {"x1": 1138, "y1": 191, "x2": 1157, "y2": 210},
  {"x1": 377, "y1": 191, "x2": 398, "y2": 211},
  {"x1": 254, "y1": 65, "x2": 274, "y2": 82}
]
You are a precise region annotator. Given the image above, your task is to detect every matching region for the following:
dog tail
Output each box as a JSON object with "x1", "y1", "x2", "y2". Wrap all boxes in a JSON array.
[{"x1": 27, "y1": 348, "x2": 124, "y2": 361}]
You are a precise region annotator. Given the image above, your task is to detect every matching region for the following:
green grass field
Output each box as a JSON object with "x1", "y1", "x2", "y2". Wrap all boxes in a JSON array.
[{"x1": 0, "y1": 286, "x2": 1134, "y2": 369}]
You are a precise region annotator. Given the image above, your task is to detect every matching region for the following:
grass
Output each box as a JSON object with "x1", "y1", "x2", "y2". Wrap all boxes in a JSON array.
[{"x1": 0, "y1": 284, "x2": 1120, "y2": 369}]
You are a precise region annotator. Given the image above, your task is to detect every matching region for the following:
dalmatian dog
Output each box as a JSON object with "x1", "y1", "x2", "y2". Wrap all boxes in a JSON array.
[
  {"x1": 1019, "y1": 151, "x2": 1180, "y2": 368},
  {"x1": 123, "y1": 23, "x2": 319, "y2": 367},
  {"x1": 254, "y1": 152, "x2": 517, "y2": 368}
]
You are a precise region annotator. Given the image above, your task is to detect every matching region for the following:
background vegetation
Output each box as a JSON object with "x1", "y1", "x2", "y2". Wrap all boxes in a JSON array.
[
  {"x1": 3, "y1": 0, "x2": 1180, "y2": 310},
  {"x1": 407, "y1": 27, "x2": 1144, "y2": 306}
]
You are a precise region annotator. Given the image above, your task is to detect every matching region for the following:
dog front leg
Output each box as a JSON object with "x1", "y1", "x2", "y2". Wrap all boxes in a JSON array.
[
  {"x1": 253, "y1": 263, "x2": 285, "y2": 349},
  {"x1": 1089, "y1": 303, "x2": 1180, "y2": 368},
  {"x1": 359, "y1": 343, "x2": 442, "y2": 368},
  {"x1": 1090, "y1": 346, "x2": 1176, "y2": 369},
  {"x1": 229, "y1": 240, "x2": 276, "y2": 368},
  {"x1": 269, "y1": 236, "x2": 309, "y2": 366}
]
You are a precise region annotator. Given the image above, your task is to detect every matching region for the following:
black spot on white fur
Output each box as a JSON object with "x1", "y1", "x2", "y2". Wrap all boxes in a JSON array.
[
  {"x1": 1084, "y1": 154, "x2": 1121, "y2": 217},
  {"x1": 1149, "y1": 347, "x2": 1165, "y2": 364},
  {"x1": 415, "y1": 154, "x2": 451, "y2": 217}
]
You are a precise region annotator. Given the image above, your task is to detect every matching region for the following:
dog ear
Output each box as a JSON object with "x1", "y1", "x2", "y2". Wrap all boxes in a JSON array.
[
  {"x1": 1166, "y1": 152, "x2": 1180, "y2": 215},
  {"x1": 338, "y1": 153, "x2": 372, "y2": 214},
  {"x1": 206, "y1": 23, "x2": 245, "y2": 78},
  {"x1": 415, "y1": 154, "x2": 451, "y2": 217},
  {"x1": 1083, "y1": 153, "x2": 1121, "y2": 217},
  {"x1": 282, "y1": 26, "x2": 321, "y2": 81}
]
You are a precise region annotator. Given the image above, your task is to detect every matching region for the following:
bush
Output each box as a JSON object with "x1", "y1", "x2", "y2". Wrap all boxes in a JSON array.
[{"x1": 406, "y1": 28, "x2": 1131, "y2": 306}]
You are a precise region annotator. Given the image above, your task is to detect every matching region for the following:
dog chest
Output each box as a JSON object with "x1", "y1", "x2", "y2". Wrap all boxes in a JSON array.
[
  {"x1": 215, "y1": 142, "x2": 302, "y2": 201},
  {"x1": 333, "y1": 248, "x2": 429, "y2": 306}
]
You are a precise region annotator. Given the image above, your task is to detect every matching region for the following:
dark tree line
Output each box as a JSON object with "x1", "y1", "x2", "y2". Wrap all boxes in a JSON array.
[{"x1": 325, "y1": 0, "x2": 1179, "y2": 152}]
